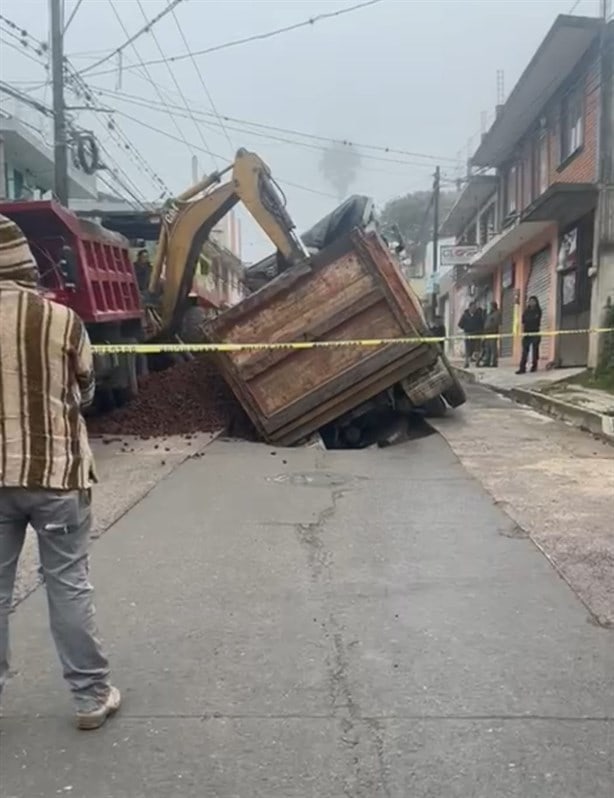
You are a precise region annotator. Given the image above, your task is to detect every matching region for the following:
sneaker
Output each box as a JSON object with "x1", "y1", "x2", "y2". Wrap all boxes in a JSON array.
[
  {"x1": 515, "y1": 369, "x2": 526, "y2": 375},
  {"x1": 75, "y1": 685, "x2": 121, "y2": 730}
]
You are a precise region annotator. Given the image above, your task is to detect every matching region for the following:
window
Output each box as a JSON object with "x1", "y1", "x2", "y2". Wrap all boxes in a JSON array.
[
  {"x1": 560, "y1": 88, "x2": 583, "y2": 162},
  {"x1": 532, "y1": 133, "x2": 549, "y2": 198},
  {"x1": 506, "y1": 165, "x2": 518, "y2": 215}
]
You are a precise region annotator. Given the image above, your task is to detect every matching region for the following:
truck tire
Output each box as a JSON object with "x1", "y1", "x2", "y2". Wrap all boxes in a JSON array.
[
  {"x1": 422, "y1": 395, "x2": 447, "y2": 418},
  {"x1": 442, "y1": 378, "x2": 466, "y2": 408},
  {"x1": 180, "y1": 305, "x2": 208, "y2": 344}
]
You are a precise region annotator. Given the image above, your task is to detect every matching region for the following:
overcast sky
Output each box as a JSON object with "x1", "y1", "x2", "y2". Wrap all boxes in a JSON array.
[{"x1": 0, "y1": 0, "x2": 603, "y2": 258}]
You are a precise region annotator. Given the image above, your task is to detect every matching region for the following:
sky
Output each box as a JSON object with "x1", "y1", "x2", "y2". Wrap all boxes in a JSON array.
[{"x1": 0, "y1": 0, "x2": 604, "y2": 259}]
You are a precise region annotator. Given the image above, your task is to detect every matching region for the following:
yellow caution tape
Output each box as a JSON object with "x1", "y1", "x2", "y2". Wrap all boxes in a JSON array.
[{"x1": 91, "y1": 327, "x2": 614, "y2": 355}]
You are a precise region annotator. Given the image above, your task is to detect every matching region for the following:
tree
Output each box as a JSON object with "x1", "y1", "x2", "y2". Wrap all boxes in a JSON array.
[
  {"x1": 319, "y1": 142, "x2": 362, "y2": 201},
  {"x1": 380, "y1": 190, "x2": 457, "y2": 246}
]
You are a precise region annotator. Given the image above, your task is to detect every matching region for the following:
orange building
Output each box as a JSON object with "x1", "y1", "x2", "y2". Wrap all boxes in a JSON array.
[{"x1": 440, "y1": 14, "x2": 612, "y2": 368}]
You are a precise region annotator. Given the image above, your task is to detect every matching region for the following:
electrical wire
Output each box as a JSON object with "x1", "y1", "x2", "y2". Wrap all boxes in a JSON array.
[
  {"x1": 90, "y1": 85, "x2": 456, "y2": 171},
  {"x1": 63, "y1": 63, "x2": 171, "y2": 197},
  {"x1": 0, "y1": 35, "x2": 48, "y2": 68},
  {"x1": 94, "y1": 87, "x2": 449, "y2": 173},
  {"x1": 169, "y1": 4, "x2": 234, "y2": 157},
  {"x1": 64, "y1": 0, "x2": 85, "y2": 33},
  {"x1": 113, "y1": 111, "x2": 340, "y2": 199},
  {"x1": 134, "y1": 0, "x2": 218, "y2": 168},
  {"x1": 78, "y1": 0, "x2": 186, "y2": 75},
  {"x1": 86, "y1": 0, "x2": 385, "y2": 77},
  {"x1": 105, "y1": 0, "x2": 197, "y2": 162},
  {"x1": 92, "y1": 82, "x2": 457, "y2": 164}
]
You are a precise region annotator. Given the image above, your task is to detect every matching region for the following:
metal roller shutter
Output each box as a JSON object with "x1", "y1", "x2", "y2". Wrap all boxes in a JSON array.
[
  {"x1": 527, "y1": 246, "x2": 552, "y2": 359},
  {"x1": 500, "y1": 287, "x2": 514, "y2": 358}
]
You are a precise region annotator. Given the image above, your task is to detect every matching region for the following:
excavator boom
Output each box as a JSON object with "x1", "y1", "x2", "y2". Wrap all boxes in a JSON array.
[{"x1": 149, "y1": 149, "x2": 309, "y2": 338}]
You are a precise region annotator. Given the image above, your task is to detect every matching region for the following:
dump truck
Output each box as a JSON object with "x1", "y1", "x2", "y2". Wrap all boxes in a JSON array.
[{"x1": 202, "y1": 223, "x2": 465, "y2": 447}]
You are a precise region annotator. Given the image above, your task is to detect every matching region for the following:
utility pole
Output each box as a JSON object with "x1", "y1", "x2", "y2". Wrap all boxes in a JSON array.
[
  {"x1": 50, "y1": 0, "x2": 69, "y2": 205},
  {"x1": 430, "y1": 165, "x2": 441, "y2": 319}
]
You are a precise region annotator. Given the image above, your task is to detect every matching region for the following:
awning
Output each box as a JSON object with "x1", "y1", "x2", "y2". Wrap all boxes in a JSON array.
[
  {"x1": 472, "y1": 15, "x2": 602, "y2": 168},
  {"x1": 521, "y1": 183, "x2": 597, "y2": 227},
  {"x1": 439, "y1": 174, "x2": 498, "y2": 237}
]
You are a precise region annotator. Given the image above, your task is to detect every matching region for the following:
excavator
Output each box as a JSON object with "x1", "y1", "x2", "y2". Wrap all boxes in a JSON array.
[
  {"x1": 144, "y1": 147, "x2": 310, "y2": 343},
  {"x1": 0, "y1": 148, "x2": 310, "y2": 403}
]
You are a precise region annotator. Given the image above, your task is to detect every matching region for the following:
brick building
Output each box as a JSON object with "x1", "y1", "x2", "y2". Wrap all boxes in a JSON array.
[{"x1": 441, "y1": 14, "x2": 613, "y2": 368}]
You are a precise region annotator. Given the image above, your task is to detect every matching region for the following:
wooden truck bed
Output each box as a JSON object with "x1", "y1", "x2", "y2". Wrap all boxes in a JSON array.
[{"x1": 202, "y1": 229, "x2": 452, "y2": 445}]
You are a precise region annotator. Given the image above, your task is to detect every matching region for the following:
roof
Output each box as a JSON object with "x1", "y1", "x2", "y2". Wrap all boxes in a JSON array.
[
  {"x1": 472, "y1": 15, "x2": 603, "y2": 168},
  {"x1": 439, "y1": 174, "x2": 498, "y2": 237}
]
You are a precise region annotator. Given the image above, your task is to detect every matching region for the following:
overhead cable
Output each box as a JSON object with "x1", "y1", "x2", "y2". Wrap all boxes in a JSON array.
[
  {"x1": 86, "y1": 0, "x2": 385, "y2": 77},
  {"x1": 78, "y1": 0, "x2": 185, "y2": 75}
]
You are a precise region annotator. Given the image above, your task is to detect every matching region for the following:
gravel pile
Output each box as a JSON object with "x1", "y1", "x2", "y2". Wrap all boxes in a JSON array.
[{"x1": 88, "y1": 356, "x2": 257, "y2": 439}]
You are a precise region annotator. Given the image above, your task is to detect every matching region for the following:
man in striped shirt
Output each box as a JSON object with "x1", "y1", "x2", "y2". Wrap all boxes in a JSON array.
[{"x1": 0, "y1": 214, "x2": 120, "y2": 730}]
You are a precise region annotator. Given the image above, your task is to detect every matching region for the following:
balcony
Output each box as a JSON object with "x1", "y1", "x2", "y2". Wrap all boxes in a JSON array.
[
  {"x1": 469, "y1": 214, "x2": 551, "y2": 271},
  {"x1": 521, "y1": 182, "x2": 597, "y2": 228}
]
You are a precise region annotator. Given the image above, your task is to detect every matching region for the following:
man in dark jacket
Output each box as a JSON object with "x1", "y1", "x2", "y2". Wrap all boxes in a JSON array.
[
  {"x1": 458, "y1": 301, "x2": 484, "y2": 367},
  {"x1": 482, "y1": 301, "x2": 501, "y2": 367},
  {"x1": 516, "y1": 295, "x2": 543, "y2": 374}
]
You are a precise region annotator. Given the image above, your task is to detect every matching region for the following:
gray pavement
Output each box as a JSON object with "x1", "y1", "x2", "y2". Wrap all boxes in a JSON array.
[{"x1": 1, "y1": 430, "x2": 613, "y2": 797}]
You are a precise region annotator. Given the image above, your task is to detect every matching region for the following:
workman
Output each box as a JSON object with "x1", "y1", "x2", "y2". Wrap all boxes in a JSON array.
[
  {"x1": 0, "y1": 213, "x2": 120, "y2": 730},
  {"x1": 134, "y1": 248, "x2": 151, "y2": 293}
]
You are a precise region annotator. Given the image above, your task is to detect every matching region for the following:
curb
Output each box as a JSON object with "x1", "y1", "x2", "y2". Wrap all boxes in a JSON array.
[
  {"x1": 509, "y1": 387, "x2": 614, "y2": 439},
  {"x1": 453, "y1": 367, "x2": 614, "y2": 440}
]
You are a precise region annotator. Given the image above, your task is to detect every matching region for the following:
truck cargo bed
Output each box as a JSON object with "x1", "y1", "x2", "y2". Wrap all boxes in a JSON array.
[{"x1": 203, "y1": 230, "x2": 454, "y2": 445}]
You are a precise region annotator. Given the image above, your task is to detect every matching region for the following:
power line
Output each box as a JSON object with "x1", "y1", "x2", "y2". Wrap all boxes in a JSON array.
[
  {"x1": 113, "y1": 111, "x2": 339, "y2": 200},
  {"x1": 91, "y1": 85, "x2": 458, "y2": 168},
  {"x1": 0, "y1": 36, "x2": 48, "y2": 68},
  {"x1": 169, "y1": 4, "x2": 234, "y2": 157},
  {"x1": 87, "y1": 0, "x2": 385, "y2": 77},
  {"x1": 64, "y1": 0, "x2": 84, "y2": 33},
  {"x1": 63, "y1": 63, "x2": 171, "y2": 197},
  {"x1": 105, "y1": 0, "x2": 196, "y2": 161},
  {"x1": 134, "y1": 0, "x2": 218, "y2": 168},
  {"x1": 78, "y1": 0, "x2": 186, "y2": 75}
]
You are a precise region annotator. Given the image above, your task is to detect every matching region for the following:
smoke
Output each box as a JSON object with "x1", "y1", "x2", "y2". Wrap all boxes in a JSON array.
[{"x1": 318, "y1": 142, "x2": 362, "y2": 201}]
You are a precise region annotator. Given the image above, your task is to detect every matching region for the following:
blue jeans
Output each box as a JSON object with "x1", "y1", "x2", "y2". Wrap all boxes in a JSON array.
[{"x1": 0, "y1": 488, "x2": 110, "y2": 709}]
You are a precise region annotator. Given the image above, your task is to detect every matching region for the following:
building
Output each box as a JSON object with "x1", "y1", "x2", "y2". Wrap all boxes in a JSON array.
[
  {"x1": 0, "y1": 95, "x2": 97, "y2": 202},
  {"x1": 440, "y1": 14, "x2": 613, "y2": 368}
]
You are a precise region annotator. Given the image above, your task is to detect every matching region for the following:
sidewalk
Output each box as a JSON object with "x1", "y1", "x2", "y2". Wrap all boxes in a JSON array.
[
  {"x1": 453, "y1": 363, "x2": 614, "y2": 438},
  {"x1": 1, "y1": 438, "x2": 613, "y2": 796}
]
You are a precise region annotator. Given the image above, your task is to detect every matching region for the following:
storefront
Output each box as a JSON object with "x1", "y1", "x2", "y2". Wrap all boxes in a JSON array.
[{"x1": 526, "y1": 244, "x2": 554, "y2": 362}]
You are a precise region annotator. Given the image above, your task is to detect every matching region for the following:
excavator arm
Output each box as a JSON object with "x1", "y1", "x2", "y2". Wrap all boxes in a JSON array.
[{"x1": 148, "y1": 148, "x2": 309, "y2": 338}]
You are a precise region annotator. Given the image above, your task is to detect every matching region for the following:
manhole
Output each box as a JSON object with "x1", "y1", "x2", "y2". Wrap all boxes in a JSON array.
[{"x1": 268, "y1": 471, "x2": 353, "y2": 487}]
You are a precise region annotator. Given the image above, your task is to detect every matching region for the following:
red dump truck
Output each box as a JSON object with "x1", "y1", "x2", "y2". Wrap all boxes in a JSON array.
[{"x1": 203, "y1": 228, "x2": 465, "y2": 447}]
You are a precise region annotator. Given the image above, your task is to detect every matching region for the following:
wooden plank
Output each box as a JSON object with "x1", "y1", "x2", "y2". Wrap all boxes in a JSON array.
[
  {"x1": 269, "y1": 349, "x2": 437, "y2": 445},
  {"x1": 259, "y1": 342, "x2": 435, "y2": 434},
  {"x1": 269, "y1": 347, "x2": 436, "y2": 440},
  {"x1": 247, "y1": 302, "x2": 409, "y2": 417},
  {"x1": 237, "y1": 288, "x2": 384, "y2": 382}
]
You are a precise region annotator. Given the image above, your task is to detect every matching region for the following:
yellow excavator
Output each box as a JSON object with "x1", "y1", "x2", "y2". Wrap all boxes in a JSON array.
[{"x1": 145, "y1": 147, "x2": 310, "y2": 342}]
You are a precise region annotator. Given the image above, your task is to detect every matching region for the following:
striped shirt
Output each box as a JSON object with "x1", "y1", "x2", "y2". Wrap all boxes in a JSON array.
[{"x1": 0, "y1": 282, "x2": 97, "y2": 490}]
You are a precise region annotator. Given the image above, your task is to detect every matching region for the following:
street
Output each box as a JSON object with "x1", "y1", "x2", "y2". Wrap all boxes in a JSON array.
[{"x1": 1, "y1": 386, "x2": 613, "y2": 797}]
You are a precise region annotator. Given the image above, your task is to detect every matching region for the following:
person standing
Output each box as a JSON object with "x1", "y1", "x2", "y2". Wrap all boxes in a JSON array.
[
  {"x1": 0, "y1": 214, "x2": 120, "y2": 730},
  {"x1": 458, "y1": 300, "x2": 484, "y2": 367},
  {"x1": 516, "y1": 295, "x2": 543, "y2": 374},
  {"x1": 482, "y1": 301, "x2": 502, "y2": 367},
  {"x1": 133, "y1": 248, "x2": 151, "y2": 294}
]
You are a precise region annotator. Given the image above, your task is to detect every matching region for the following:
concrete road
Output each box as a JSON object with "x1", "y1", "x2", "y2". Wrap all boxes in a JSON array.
[
  {"x1": 432, "y1": 384, "x2": 614, "y2": 626},
  {"x1": 1, "y1": 428, "x2": 613, "y2": 796}
]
